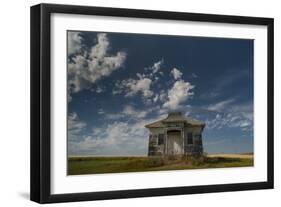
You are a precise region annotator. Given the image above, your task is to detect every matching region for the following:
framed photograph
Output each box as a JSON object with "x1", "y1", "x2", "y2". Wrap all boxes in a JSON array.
[{"x1": 30, "y1": 3, "x2": 274, "y2": 203}]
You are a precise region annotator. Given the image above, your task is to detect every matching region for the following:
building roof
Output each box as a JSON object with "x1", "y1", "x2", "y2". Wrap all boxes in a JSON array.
[{"x1": 145, "y1": 112, "x2": 205, "y2": 128}]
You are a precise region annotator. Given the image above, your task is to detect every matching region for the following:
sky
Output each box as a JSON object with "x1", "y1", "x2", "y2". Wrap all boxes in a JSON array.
[{"x1": 67, "y1": 30, "x2": 254, "y2": 156}]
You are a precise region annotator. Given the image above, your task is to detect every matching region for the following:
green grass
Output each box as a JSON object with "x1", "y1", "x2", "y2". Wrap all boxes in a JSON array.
[{"x1": 68, "y1": 155, "x2": 254, "y2": 175}]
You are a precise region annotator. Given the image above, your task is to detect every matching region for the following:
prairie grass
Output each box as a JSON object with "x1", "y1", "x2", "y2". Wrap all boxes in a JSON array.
[{"x1": 68, "y1": 154, "x2": 253, "y2": 175}]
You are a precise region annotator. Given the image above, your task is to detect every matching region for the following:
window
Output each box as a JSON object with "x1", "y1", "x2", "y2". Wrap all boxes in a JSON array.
[
  {"x1": 158, "y1": 134, "x2": 164, "y2": 145},
  {"x1": 187, "y1": 133, "x2": 193, "y2": 144},
  {"x1": 149, "y1": 134, "x2": 157, "y2": 145},
  {"x1": 198, "y1": 134, "x2": 202, "y2": 145},
  {"x1": 153, "y1": 134, "x2": 158, "y2": 141},
  {"x1": 194, "y1": 134, "x2": 202, "y2": 145}
]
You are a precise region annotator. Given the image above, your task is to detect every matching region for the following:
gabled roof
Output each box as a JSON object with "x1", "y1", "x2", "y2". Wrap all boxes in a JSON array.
[{"x1": 145, "y1": 112, "x2": 204, "y2": 128}]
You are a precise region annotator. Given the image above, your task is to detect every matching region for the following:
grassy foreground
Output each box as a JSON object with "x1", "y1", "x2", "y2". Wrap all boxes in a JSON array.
[{"x1": 68, "y1": 154, "x2": 253, "y2": 175}]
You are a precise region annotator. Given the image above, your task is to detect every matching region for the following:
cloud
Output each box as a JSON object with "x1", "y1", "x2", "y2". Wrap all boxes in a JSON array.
[
  {"x1": 105, "y1": 113, "x2": 124, "y2": 120},
  {"x1": 153, "y1": 94, "x2": 159, "y2": 102},
  {"x1": 207, "y1": 99, "x2": 235, "y2": 111},
  {"x1": 67, "y1": 103, "x2": 253, "y2": 155},
  {"x1": 97, "y1": 109, "x2": 105, "y2": 114},
  {"x1": 89, "y1": 33, "x2": 109, "y2": 59},
  {"x1": 163, "y1": 80, "x2": 194, "y2": 109},
  {"x1": 159, "y1": 90, "x2": 167, "y2": 102},
  {"x1": 114, "y1": 76, "x2": 154, "y2": 98},
  {"x1": 171, "y1": 68, "x2": 183, "y2": 80},
  {"x1": 191, "y1": 73, "x2": 198, "y2": 78},
  {"x1": 230, "y1": 103, "x2": 253, "y2": 121},
  {"x1": 123, "y1": 105, "x2": 148, "y2": 118},
  {"x1": 112, "y1": 59, "x2": 166, "y2": 102},
  {"x1": 105, "y1": 105, "x2": 149, "y2": 120},
  {"x1": 205, "y1": 112, "x2": 252, "y2": 131},
  {"x1": 151, "y1": 89, "x2": 167, "y2": 104},
  {"x1": 146, "y1": 59, "x2": 164, "y2": 74},
  {"x1": 68, "y1": 33, "x2": 126, "y2": 94},
  {"x1": 127, "y1": 78, "x2": 153, "y2": 97},
  {"x1": 69, "y1": 120, "x2": 150, "y2": 156},
  {"x1": 114, "y1": 66, "x2": 194, "y2": 108},
  {"x1": 68, "y1": 113, "x2": 167, "y2": 156},
  {"x1": 68, "y1": 32, "x2": 82, "y2": 55},
  {"x1": 183, "y1": 101, "x2": 253, "y2": 132},
  {"x1": 95, "y1": 86, "x2": 104, "y2": 93},
  {"x1": 68, "y1": 112, "x2": 87, "y2": 142},
  {"x1": 141, "y1": 59, "x2": 164, "y2": 81}
]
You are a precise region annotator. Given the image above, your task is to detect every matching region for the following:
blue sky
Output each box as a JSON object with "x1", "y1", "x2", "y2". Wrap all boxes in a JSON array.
[{"x1": 67, "y1": 31, "x2": 253, "y2": 156}]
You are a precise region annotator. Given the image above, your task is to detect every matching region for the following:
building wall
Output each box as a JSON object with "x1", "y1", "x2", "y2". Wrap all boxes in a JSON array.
[
  {"x1": 147, "y1": 125, "x2": 204, "y2": 156},
  {"x1": 184, "y1": 126, "x2": 204, "y2": 156},
  {"x1": 148, "y1": 128, "x2": 166, "y2": 156}
]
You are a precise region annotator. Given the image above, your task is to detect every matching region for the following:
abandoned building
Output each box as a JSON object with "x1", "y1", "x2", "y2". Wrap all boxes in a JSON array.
[{"x1": 145, "y1": 112, "x2": 205, "y2": 156}]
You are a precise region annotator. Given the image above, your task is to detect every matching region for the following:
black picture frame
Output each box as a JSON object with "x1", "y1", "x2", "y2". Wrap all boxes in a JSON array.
[{"x1": 30, "y1": 3, "x2": 274, "y2": 204}]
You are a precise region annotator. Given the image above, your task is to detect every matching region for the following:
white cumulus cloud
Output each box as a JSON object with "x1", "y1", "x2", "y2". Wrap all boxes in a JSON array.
[
  {"x1": 143, "y1": 59, "x2": 165, "y2": 80},
  {"x1": 68, "y1": 33, "x2": 126, "y2": 94},
  {"x1": 163, "y1": 80, "x2": 194, "y2": 109},
  {"x1": 69, "y1": 120, "x2": 150, "y2": 156},
  {"x1": 68, "y1": 32, "x2": 82, "y2": 55},
  {"x1": 112, "y1": 59, "x2": 167, "y2": 103},
  {"x1": 171, "y1": 68, "x2": 183, "y2": 80},
  {"x1": 114, "y1": 77, "x2": 154, "y2": 98},
  {"x1": 148, "y1": 59, "x2": 164, "y2": 74},
  {"x1": 123, "y1": 105, "x2": 148, "y2": 118}
]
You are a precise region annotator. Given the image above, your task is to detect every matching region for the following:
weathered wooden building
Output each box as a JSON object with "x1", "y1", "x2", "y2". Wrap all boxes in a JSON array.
[{"x1": 145, "y1": 112, "x2": 205, "y2": 156}]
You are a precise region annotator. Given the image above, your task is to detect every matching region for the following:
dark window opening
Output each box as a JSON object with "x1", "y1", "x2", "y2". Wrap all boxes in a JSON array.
[
  {"x1": 198, "y1": 134, "x2": 202, "y2": 145},
  {"x1": 187, "y1": 133, "x2": 193, "y2": 144},
  {"x1": 149, "y1": 134, "x2": 157, "y2": 145},
  {"x1": 158, "y1": 134, "x2": 164, "y2": 145},
  {"x1": 167, "y1": 129, "x2": 181, "y2": 133},
  {"x1": 194, "y1": 134, "x2": 202, "y2": 145}
]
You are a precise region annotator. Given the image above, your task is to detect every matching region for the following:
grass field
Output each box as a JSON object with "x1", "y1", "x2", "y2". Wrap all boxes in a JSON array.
[{"x1": 68, "y1": 153, "x2": 254, "y2": 175}]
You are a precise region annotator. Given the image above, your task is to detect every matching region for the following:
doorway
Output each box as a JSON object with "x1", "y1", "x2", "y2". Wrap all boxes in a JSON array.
[{"x1": 167, "y1": 130, "x2": 182, "y2": 155}]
